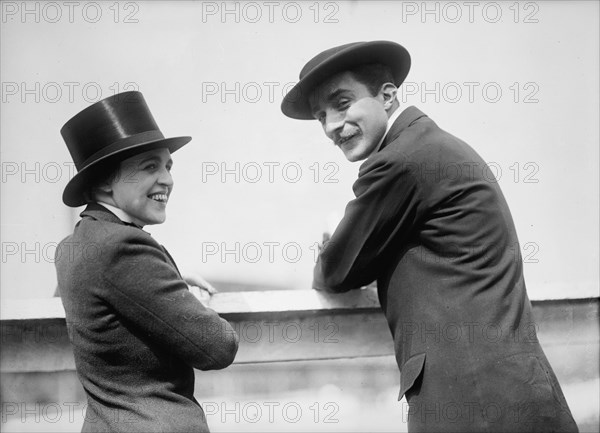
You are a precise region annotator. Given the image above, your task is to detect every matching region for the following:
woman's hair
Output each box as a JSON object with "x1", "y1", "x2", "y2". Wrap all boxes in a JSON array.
[{"x1": 82, "y1": 160, "x2": 122, "y2": 204}]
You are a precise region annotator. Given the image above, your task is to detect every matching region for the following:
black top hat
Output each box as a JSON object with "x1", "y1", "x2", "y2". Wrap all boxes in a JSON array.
[
  {"x1": 281, "y1": 41, "x2": 411, "y2": 120},
  {"x1": 60, "y1": 91, "x2": 191, "y2": 207}
]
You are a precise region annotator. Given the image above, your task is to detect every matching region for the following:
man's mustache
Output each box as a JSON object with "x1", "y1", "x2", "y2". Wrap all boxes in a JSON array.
[{"x1": 334, "y1": 126, "x2": 361, "y2": 146}]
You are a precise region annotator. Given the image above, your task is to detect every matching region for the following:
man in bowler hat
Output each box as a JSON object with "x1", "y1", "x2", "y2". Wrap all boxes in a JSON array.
[
  {"x1": 282, "y1": 41, "x2": 578, "y2": 431},
  {"x1": 56, "y1": 91, "x2": 238, "y2": 432}
]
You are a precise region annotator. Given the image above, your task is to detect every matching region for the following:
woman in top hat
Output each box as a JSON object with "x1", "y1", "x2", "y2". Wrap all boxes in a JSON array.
[{"x1": 55, "y1": 91, "x2": 238, "y2": 432}]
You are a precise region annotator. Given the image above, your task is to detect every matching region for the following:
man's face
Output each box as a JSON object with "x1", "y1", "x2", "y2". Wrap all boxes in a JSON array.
[
  {"x1": 309, "y1": 72, "x2": 389, "y2": 162},
  {"x1": 108, "y1": 147, "x2": 174, "y2": 227}
]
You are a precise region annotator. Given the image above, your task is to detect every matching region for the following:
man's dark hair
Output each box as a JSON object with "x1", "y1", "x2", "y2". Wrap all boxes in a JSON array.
[{"x1": 347, "y1": 63, "x2": 395, "y2": 96}]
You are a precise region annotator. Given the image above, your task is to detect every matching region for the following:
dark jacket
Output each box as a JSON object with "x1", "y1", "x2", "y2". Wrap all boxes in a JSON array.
[
  {"x1": 55, "y1": 204, "x2": 238, "y2": 432},
  {"x1": 314, "y1": 107, "x2": 578, "y2": 432}
]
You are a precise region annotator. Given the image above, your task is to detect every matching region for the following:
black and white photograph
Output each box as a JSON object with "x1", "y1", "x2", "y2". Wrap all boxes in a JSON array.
[{"x1": 1, "y1": 1, "x2": 598, "y2": 432}]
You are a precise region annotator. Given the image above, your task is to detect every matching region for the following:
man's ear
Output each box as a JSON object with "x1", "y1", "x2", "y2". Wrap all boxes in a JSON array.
[{"x1": 380, "y1": 82, "x2": 398, "y2": 111}]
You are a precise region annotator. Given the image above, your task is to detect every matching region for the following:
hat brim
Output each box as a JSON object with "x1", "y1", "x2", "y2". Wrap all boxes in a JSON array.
[
  {"x1": 62, "y1": 136, "x2": 191, "y2": 207},
  {"x1": 281, "y1": 41, "x2": 411, "y2": 120}
]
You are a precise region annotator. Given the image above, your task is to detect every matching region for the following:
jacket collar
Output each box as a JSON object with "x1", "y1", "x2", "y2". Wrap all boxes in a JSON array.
[
  {"x1": 379, "y1": 106, "x2": 428, "y2": 151},
  {"x1": 80, "y1": 203, "x2": 142, "y2": 229}
]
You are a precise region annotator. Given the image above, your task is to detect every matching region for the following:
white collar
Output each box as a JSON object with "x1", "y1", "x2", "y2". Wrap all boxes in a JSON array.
[
  {"x1": 373, "y1": 106, "x2": 403, "y2": 154},
  {"x1": 96, "y1": 201, "x2": 137, "y2": 225}
]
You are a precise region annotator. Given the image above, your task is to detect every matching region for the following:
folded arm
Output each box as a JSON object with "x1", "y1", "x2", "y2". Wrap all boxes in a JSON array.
[
  {"x1": 313, "y1": 152, "x2": 423, "y2": 292},
  {"x1": 103, "y1": 233, "x2": 239, "y2": 370}
]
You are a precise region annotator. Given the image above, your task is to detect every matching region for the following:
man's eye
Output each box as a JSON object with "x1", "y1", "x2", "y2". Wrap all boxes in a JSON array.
[
  {"x1": 337, "y1": 99, "x2": 350, "y2": 110},
  {"x1": 144, "y1": 164, "x2": 157, "y2": 170}
]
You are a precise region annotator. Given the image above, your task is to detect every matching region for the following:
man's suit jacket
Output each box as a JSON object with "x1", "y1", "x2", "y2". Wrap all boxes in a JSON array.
[
  {"x1": 314, "y1": 107, "x2": 578, "y2": 432},
  {"x1": 55, "y1": 204, "x2": 238, "y2": 432}
]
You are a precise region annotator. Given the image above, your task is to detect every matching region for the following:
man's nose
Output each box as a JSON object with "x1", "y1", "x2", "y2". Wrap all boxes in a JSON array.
[{"x1": 324, "y1": 112, "x2": 344, "y2": 137}]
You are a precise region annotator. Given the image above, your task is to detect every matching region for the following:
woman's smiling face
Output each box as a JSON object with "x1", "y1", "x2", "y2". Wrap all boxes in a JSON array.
[{"x1": 107, "y1": 147, "x2": 174, "y2": 227}]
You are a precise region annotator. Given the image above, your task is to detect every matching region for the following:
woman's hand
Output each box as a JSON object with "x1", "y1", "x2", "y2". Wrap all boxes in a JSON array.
[{"x1": 183, "y1": 272, "x2": 217, "y2": 305}]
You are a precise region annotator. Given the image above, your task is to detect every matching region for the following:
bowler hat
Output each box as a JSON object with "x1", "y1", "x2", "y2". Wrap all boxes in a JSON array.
[
  {"x1": 60, "y1": 91, "x2": 191, "y2": 207},
  {"x1": 281, "y1": 41, "x2": 411, "y2": 120}
]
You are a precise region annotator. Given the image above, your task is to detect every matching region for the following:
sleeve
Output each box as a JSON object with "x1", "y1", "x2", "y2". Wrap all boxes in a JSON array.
[
  {"x1": 313, "y1": 151, "x2": 424, "y2": 292},
  {"x1": 101, "y1": 232, "x2": 239, "y2": 371}
]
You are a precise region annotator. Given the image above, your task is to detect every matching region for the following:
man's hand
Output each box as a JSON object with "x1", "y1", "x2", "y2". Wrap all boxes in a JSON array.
[{"x1": 318, "y1": 231, "x2": 331, "y2": 254}]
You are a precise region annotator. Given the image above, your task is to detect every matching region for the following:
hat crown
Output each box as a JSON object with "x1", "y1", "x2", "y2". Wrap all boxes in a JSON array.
[
  {"x1": 299, "y1": 42, "x2": 362, "y2": 79},
  {"x1": 61, "y1": 91, "x2": 164, "y2": 170}
]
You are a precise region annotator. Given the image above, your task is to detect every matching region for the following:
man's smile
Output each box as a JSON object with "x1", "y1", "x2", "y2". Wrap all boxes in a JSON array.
[{"x1": 335, "y1": 128, "x2": 361, "y2": 147}]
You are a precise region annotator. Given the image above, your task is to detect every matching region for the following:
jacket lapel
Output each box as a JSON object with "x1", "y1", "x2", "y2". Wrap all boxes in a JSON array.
[{"x1": 379, "y1": 106, "x2": 428, "y2": 152}]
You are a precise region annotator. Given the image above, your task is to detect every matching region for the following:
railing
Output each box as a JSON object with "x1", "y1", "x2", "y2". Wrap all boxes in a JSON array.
[{"x1": 1, "y1": 289, "x2": 599, "y2": 431}]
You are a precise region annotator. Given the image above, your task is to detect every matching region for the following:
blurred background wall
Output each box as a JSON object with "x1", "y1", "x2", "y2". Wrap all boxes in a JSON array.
[{"x1": 1, "y1": 0, "x2": 599, "y2": 300}]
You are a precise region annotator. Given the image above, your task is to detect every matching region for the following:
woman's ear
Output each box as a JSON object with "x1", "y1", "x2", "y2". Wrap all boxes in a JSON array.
[
  {"x1": 90, "y1": 180, "x2": 114, "y2": 204},
  {"x1": 96, "y1": 182, "x2": 113, "y2": 194}
]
